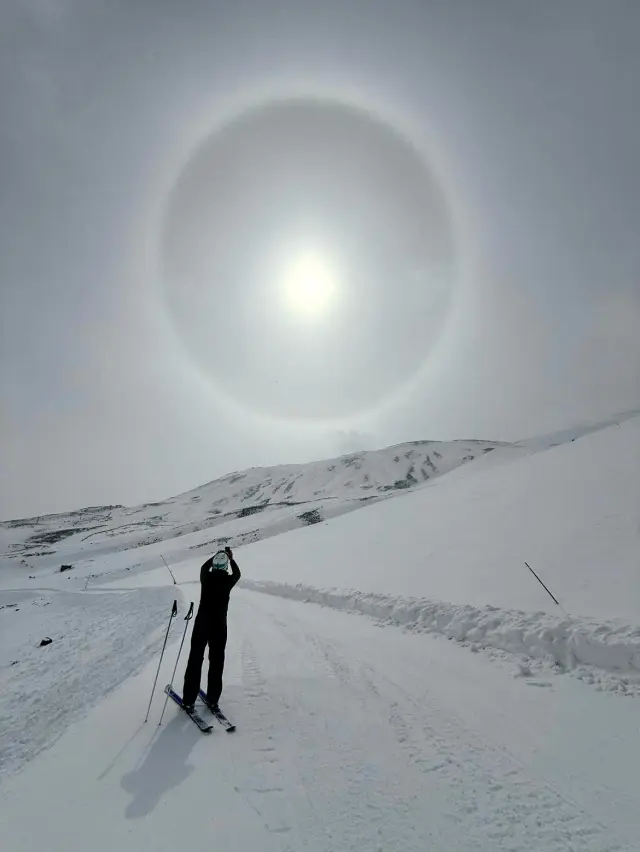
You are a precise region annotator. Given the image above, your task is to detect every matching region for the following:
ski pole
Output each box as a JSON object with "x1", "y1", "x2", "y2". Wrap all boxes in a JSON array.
[
  {"x1": 158, "y1": 601, "x2": 194, "y2": 726},
  {"x1": 144, "y1": 599, "x2": 178, "y2": 722},
  {"x1": 161, "y1": 554, "x2": 177, "y2": 585}
]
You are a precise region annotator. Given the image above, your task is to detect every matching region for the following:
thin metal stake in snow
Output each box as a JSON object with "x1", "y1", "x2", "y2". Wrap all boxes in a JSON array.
[
  {"x1": 158, "y1": 601, "x2": 194, "y2": 726},
  {"x1": 161, "y1": 555, "x2": 177, "y2": 585},
  {"x1": 144, "y1": 599, "x2": 178, "y2": 723},
  {"x1": 524, "y1": 562, "x2": 561, "y2": 606}
]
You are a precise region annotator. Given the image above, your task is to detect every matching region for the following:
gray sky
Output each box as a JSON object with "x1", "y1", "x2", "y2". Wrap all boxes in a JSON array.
[{"x1": 1, "y1": 0, "x2": 639, "y2": 519}]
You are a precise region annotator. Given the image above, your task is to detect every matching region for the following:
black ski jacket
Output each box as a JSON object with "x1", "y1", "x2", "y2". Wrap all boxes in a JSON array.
[{"x1": 197, "y1": 555, "x2": 241, "y2": 621}]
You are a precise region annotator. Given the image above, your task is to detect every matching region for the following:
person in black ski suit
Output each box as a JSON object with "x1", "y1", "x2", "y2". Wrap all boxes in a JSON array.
[{"x1": 182, "y1": 546, "x2": 241, "y2": 710}]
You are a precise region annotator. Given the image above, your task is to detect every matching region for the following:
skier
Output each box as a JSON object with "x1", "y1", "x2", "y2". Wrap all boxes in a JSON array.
[{"x1": 182, "y1": 546, "x2": 241, "y2": 711}]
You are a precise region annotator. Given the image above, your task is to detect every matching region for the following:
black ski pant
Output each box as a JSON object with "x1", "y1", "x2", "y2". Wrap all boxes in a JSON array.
[{"x1": 182, "y1": 614, "x2": 227, "y2": 707}]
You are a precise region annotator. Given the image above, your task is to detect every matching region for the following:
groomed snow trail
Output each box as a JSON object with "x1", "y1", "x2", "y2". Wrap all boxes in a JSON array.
[{"x1": 0, "y1": 588, "x2": 637, "y2": 851}]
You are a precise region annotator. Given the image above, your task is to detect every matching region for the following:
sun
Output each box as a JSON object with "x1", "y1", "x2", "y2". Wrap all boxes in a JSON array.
[{"x1": 277, "y1": 248, "x2": 340, "y2": 319}]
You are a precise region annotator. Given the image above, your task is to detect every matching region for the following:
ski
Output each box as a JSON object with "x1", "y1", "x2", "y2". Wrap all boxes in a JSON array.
[
  {"x1": 199, "y1": 689, "x2": 236, "y2": 732},
  {"x1": 164, "y1": 684, "x2": 213, "y2": 733}
]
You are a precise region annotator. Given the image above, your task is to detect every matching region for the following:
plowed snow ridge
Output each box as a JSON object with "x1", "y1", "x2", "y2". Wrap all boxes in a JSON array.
[{"x1": 242, "y1": 579, "x2": 640, "y2": 694}]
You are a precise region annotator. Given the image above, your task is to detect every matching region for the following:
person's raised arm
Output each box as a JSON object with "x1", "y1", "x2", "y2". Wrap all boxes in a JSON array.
[
  {"x1": 200, "y1": 556, "x2": 213, "y2": 583},
  {"x1": 226, "y1": 547, "x2": 241, "y2": 588}
]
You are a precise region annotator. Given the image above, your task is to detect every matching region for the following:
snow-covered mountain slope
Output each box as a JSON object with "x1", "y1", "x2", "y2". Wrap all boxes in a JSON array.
[
  {"x1": 0, "y1": 438, "x2": 504, "y2": 584},
  {"x1": 240, "y1": 413, "x2": 640, "y2": 622},
  {"x1": 512, "y1": 407, "x2": 640, "y2": 454}
]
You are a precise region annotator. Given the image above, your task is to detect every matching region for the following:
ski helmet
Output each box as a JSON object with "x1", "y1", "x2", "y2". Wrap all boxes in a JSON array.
[{"x1": 211, "y1": 550, "x2": 230, "y2": 572}]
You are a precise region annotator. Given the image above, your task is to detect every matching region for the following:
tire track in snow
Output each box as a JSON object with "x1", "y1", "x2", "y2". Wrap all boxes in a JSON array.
[
  {"x1": 257, "y1": 595, "x2": 630, "y2": 852},
  {"x1": 238, "y1": 638, "x2": 341, "y2": 851},
  {"x1": 239, "y1": 599, "x2": 449, "y2": 851},
  {"x1": 238, "y1": 639, "x2": 295, "y2": 844},
  {"x1": 383, "y1": 684, "x2": 627, "y2": 852}
]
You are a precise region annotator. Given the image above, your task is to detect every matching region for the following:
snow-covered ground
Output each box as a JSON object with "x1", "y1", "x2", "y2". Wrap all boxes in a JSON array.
[
  {"x1": 1, "y1": 411, "x2": 639, "y2": 850},
  {"x1": 0, "y1": 585, "x2": 175, "y2": 777},
  {"x1": 1, "y1": 588, "x2": 638, "y2": 851}
]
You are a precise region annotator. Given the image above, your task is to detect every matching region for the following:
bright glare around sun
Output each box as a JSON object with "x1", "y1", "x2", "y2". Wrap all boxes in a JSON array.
[{"x1": 277, "y1": 248, "x2": 340, "y2": 319}]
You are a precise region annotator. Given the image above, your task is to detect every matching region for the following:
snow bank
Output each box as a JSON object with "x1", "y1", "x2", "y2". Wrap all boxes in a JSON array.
[
  {"x1": 0, "y1": 586, "x2": 177, "y2": 778},
  {"x1": 242, "y1": 579, "x2": 640, "y2": 693}
]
